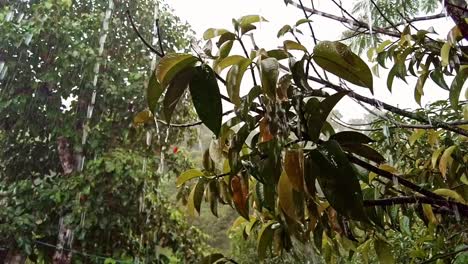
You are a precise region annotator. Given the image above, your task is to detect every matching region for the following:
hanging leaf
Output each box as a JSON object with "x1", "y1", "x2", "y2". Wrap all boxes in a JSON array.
[
  {"x1": 231, "y1": 174, "x2": 249, "y2": 220},
  {"x1": 156, "y1": 53, "x2": 198, "y2": 88},
  {"x1": 450, "y1": 67, "x2": 468, "y2": 110},
  {"x1": 277, "y1": 25, "x2": 292, "y2": 38},
  {"x1": 214, "y1": 55, "x2": 246, "y2": 73},
  {"x1": 176, "y1": 169, "x2": 204, "y2": 187},
  {"x1": 218, "y1": 40, "x2": 234, "y2": 59},
  {"x1": 439, "y1": 145, "x2": 457, "y2": 178},
  {"x1": 409, "y1": 129, "x2": 425, "y2": 146},
  {"x1": 208, "y1": 181, "x2": 220, "y2": 217},
  {"x1": 284, "y1": 149, "x2": 304, "y2": 191},
  {"x1": 226, "y1": 58, "x2": 251, "y2": 106},
  {"x1": 430, "y1": 69, "x2": 449, "y2": 90},
  {"x1": 310, "y1": 140, "x2": 366, "y2": 221},
  {"x1": 414, "y1": 70, "x2": 429, "y2": 105},
  {"x1": 431, "y1": 147, "x2": 444, "y2": 169},
  {"x1": 441, "y1": 42, "x2": 451, "y2": 67},
  {"x1": 422, "y1": 204, "x2": 438, "y2": 224},
  {"x1": 330, "y1": 131, "x2": 374, "y2": 145},
  {"x1": 387, "y1": 64, "x2": 398, "y2": 92},
  {"x1": 313, "y1": 41, "x2": 373, "y2": 92},
  {"x1": 305, "y1": 91, "x2": 348, "y2": 142},
  {"x1": 341, "y1": 144, "x2": 385, "y2": 164},
  {"x1": 374, "y1": 239, "x2": 395, "y2": 264},
  {"x1": 295, "y1": 18, "x2": 313, "y2": 26},
  {"x1": 203, "y1": 28, "x2": 230, "y2": 40},
  {"x1": 163, "y1": 68, "x2": 195, "y2": 123},
  {"x1": 187, "y1": 179, "x2": 206, "y2": 217},
  {"x1": 433, "y1": 188, "x2": 466, "y2": 203},
  {"x1": 259, "y1": 57, "x2": 279, "y2": 99},
  {"x1": 278, "y1": 171, "x2": 301, "y2": 221},
  {"x1": 189, "y1": 65, "x2": 223, "y2": 137},
  {"x1": 257, "y1": 221, "x2": 276, "y2": 261},
  {"x1": 147, "y1": 71, "x2": 163, "y2": 114}
]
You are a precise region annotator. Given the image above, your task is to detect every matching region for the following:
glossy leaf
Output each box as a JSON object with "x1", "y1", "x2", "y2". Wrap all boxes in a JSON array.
[
  {"x1": 257, "y1": 221, "x2": 276, "y2": 261},
  {"x1": 176, "y1": 169, "x2": 204, "y2": 187},
  {"x1": 147, "y1": 71, "x2": 163, "y2": 114},
  {"x1": 214, "y1": 55, "x2": 246, "y2": 73},
  {"x1": 156, "y1": 53, "x2": 197, "y2": 88},
  {"x1": 187, "y1": 179, "x2": 206, "y2": 216},
  {"x1": 231, "y1": 174, "x2": 249, "y2": 220},
  {"x1": 310, "y1": 140, "x2": 367, "y2": 221},
  {"x1": 330, "y1": 131, "x2": 374, "y2": 145},
  {"x1": 163, "y1": 68, "x2": 194, "y2": 123},
  {"x1": 189, "y1": 65, "x2": 223, "y2": 136},
  {"x1": 450, "y1": 67, "x2": 468, "y2": 110},
  {"x1": 226, "y1": 58, "x2": 251, "y2": 106},
  {"x1": 342, "y1": 144, "x2": 385, "y2": 164},
  {"x1": 313, "y1": 41, "x2": 373, "y2": 92},
  {"x1": 284, "y1": 40, "x2": 307, "y2": 52},
  {"x1": 284, "y1": 149, "x2": 304, "y2": 191}
]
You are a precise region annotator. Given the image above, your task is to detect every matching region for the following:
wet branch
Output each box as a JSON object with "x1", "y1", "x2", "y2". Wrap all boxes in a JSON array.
[
  {"x1": 126, "y1": 10, "x2": 164, "y2": 58},
  {"x1": 155, "y1": 110, "x2": 234, "y2": 128}
]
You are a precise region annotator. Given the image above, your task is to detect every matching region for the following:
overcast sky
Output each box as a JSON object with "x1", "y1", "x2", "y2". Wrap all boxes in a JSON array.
[{"x1": 169, "y1": 0, "x2": 459, "y2": 120}]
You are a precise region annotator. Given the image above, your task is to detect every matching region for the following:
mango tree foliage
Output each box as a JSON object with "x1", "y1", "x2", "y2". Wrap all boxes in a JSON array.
[
  {"x1": 0, "y1": 0, "x2": 208, "y2": 263},
  {"x1": 146, "y1": 3, "x2": 468, "y2": 263}
]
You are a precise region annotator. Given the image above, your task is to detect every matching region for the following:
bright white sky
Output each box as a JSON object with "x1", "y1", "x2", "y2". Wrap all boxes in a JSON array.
[{"x1": 169, "y1": 0, "x2": 461, "y2": 120}]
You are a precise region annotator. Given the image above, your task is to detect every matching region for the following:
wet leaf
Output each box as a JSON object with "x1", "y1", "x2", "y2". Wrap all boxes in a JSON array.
[
  {"x1": 313, "y1": 41, "x2": 373, "y2": 92},
  {"x1": 284, "y1": 40, "x2": 307, "y2": 52},
  {"x1": 330, "y1": 131, "x2": 374, "y2": 145},
  {"x1": 156, "y1": 53, "x2": 197, "y2": 88},
  {"x1": 226, "y1": 58, "x2": 251, "y2": 106},
  {"x1": 147, "y1": 71, "x2": 163, "y2": 114},
  {"x1": 187, "y1": 179, "x2": 206, "y2": 216},
  {"x1": 433, "y1": 188, "x2": 466, "y2": 203},
  {"x1": 310, "y1": 140, "x2": 367, "y2": 221},
  {"x1": 259, "y1": 57, "x2": 279, "y2": 99},
  {"x1": 439, "y1": 145, "x2": 457, "y2": 178},
  {"x1": 176, "y1": 169, "x2": 204, "y2": 187},
  {"x1": 284, "y1": 149, "x2": 304, "y2": 191},
  {"x1": 342, "y1": 144, "x2": 385, "y2": 164},
  {"x1": 214, "y1": 55, "x2": 246, "y2": 73},
  {"x1": 374, "y1": 239, "x2": 395, "y2": 264},
  {"x1": 189, "y1": 65, "x2": 223, "y2": 136},
  {"x1": 163, "y1": 68, "x2": 194, "y2": 123},
  {"x1": 231, "y1": 174, "x2": 249, "y2": 220},
  {"x1": 450, "y1": 67, "x2": 468, "y2": 110},
  {"x1": 257, "y1": 221, "x2": 276, "y2": 261}
]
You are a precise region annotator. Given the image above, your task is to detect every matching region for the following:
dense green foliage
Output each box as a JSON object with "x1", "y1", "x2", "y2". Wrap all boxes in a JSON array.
[{"x1": 0, "y1": 0, "x2": 208, "y2": 263}]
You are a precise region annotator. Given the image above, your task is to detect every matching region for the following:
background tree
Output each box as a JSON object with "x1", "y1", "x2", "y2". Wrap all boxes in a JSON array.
[{"x1": 0, "y1": 0, "x2": 208, "y2": 263}]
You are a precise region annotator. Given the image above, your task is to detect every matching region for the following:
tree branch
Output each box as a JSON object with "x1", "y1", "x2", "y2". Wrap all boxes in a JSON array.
[
  {"x1": 126, "y1": 10, "x2": 164, "y2": 58},
  {"x1": 386, "y1": 14, "x2": 445, "y2": 29},
  {"x1": 155, "y1": 110, "x2": 234, "y2": 128},
  {"x1": 363, "y1": 196, "x2": 468, "y2": 217},
  {"x1": 286, "y1": 0, "x2": 400, "y2": 38}
]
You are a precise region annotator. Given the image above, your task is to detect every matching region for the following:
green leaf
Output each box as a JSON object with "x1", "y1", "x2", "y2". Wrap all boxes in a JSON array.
[
  {"x1": 387, "y1": 64, "x2": 398, "y2": 92},
  {"x1": 310, "y1": 140, "x2": 366, "y2": 221},
  {"x1": 330, "y1": 131, "x2": 374, "y2": 145},
  {"x1": 431, "y1": 147, "x2": 444, "y2": 169},
  {"x1": 226, "y1": 58, "x2": 251, "y2": 106},
  {"x1": 295, "y1": 18, "x2": 313, "y2": 26},
  {"x1": 147, "y1": 71, "x2": 163, "y2": 114},
  {"x1": 284, "y1": 40, "x2": 307, "y2": 52},
  {"x1": 439, "y1": 145, "x2": 457, "y2": 178},
  {"x1": 305, "y1": 91, "x2": 348, "y2": 142},
  {"x1": 374, "y1": 239, "x2": 395, "y2": 264},
  {"x1": 259, "y1": 58, "x2": 279, "y2": 99},
  {"x1": 187, "y1": 179, "x2": 206, "y2": 216},
  {"x1": 341, "y1": 144, "x2": 386, "y2": 164},
  {"x1": 409, "y1": 129, "x2": 425, "y2": 146},
  {"x1": 430, "y1": 69, "x2": 449, "y2": 90},
  {"x1": 156, "y1": 53, "x2": 198, "y2": 88},
  {"x1": 450, "y1": 67, "x2": 468, "y2": 110},
  {"x1": 313, "y1": 41, "x2": 373, "y2": 92},
  {"x1": 414, "y1": 70, "x2": 429, "y2": 105},
  {"x1": 266, "y1": 49, "x2": 289, "y2": 60},
  {"x1": 189, "y1": 65, "x2": 223, "y2": 137},
  {"x1": 441, "y1": 42, "x2": 451, "y2": 67},
  {"x1": 203, "y1": 28, "x2": 229, "y2": 40},
  {"x1": 290, "y1": 58, "x2": 312, "y2": 90},
  {"x1": 241, "y1": 24, "x2": 257, "y2": 35},
  {"x1": 277, "y1": 25, "x2": 292, "y2": 37},
  {"x1": 163, "y1": 68, "x2": 194, "y2": 123},
  {"x1": 400, "y1": 215, "x2": 411, "y2": 236},
  {"x1": 218, "y1": 40, "x2": 234, "y2": 59},
  {"x1": 257, "y1": 221, "x2": 276, "y2": 261},
  {"x1": 214, "y1": 55, "x2": 246, "y2": 73},
  {"x1": 177, "y1": 169, "x2": 204, "y2": 187},
  {"x1": 239, "y1": 15, "x2": 268, "y2": 27}
]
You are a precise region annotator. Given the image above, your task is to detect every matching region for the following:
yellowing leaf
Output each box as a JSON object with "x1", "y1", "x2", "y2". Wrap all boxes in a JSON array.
[
  {"x1": 374, "y1": 239, "x2": 395, "y2": 264},
  {"x1": 283, "y1": 40, "x2": 307, "y2": 52},
  {"x1": 278, "y1": 171, "x2": 299, "y2": 221},
  {"x1": 176, "y1": 169, "x2": 204, "y2": 187},
  {"x1": 441, "y1": 42, "x2": 451, "y2": 67},
  {"x1": 257, "y1": 221, "x2": 276, "y2": 261},
  {"x1": 422, "y1": 204, "x2": 438, "y2": 225},
  {"x1": 203, "y1": 28, "x2": 229, "y2": 40},
  {"x1": 431, "y1": 147, "x2": 444, "y2": 169},
  {"x1": 284, "y1": 149, "x2": 304, "y2": 192},
  {"x1": 409, "y1": 129, "x2": 425, "y2": 145},
  {"x1": 133, "y1": 110, "x2": 152, "y2": 126},
  {"x1": 433, "y1": 188, "x2": 466, "y2": 204},
  {"x1": 439, "y1": 145, "x2": 457, "y2": 178},
  {"x1": 156, "y1": 53, "x2": 197, "y2": 88}
]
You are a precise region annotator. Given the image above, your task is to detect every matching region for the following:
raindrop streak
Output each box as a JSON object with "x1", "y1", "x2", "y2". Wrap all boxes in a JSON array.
[
  {"x1": 367, "y1": 0, "x2": 374, "y2": 46},
  {"x1": 79, "y1": 0, "x2": 114, "y2": 172}
]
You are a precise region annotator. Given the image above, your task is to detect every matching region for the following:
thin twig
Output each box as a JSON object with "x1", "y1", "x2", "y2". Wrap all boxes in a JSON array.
[
  {"x1": 126, "y1": 10, "x2": 163, "y2": 58},
  {"x1": 237, "y1": 37, "x2": 258, "y2": 86},
  {"x1": 155, "y1": 18, "x2": 165, "y2": 57},
  {"x1": 156, "y1": 110, "x2": 234, "y2": 128},
  {"x1": 369, "y1": 0, "x2": 401, "y2": 33}
]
